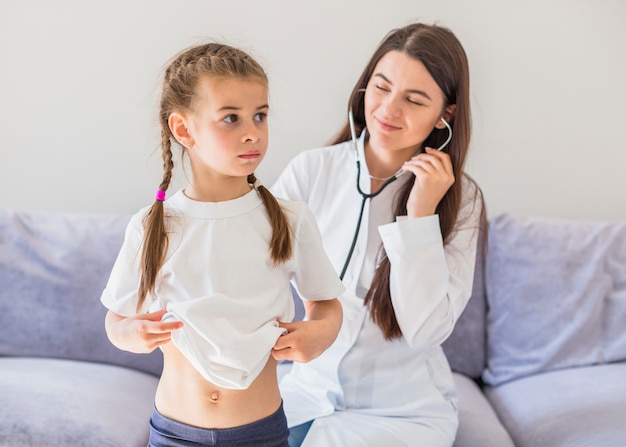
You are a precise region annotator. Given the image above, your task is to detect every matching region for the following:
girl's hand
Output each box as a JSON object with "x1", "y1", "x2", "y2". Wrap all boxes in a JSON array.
[
  {"x1": 104, "y1": 309, "x2": 183, "y2": 354},
  {"x1": 402, "y1": 147, "x2": 455, "y2": 218},
  {"x1": 271, "y1": 298, "x2": 342, "y2": 363},
  {"x1": 272, "y1": 320, "x2": 336, "y2": 363}
]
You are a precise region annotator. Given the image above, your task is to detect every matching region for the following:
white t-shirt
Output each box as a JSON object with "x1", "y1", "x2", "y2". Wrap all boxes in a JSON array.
[{"x1": 101, "y1": 189, "x2": 345, "y2": 389}]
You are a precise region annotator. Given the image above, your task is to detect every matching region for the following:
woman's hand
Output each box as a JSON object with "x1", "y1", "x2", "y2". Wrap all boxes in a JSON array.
[
  {"x1": 272, "y1": 298, "x2": 342, "y2": 363},
  {"x1": 402, "y1": 147, "x2": 455, "y2": 218},
  {"x1": 104, "y1": 309, "x2": 183, "y2": 354}
]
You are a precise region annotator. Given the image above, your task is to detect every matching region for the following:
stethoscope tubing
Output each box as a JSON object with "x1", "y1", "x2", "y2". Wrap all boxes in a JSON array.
[{"x1": 339, "y1": 160, "x2": 398, "y2": 280}]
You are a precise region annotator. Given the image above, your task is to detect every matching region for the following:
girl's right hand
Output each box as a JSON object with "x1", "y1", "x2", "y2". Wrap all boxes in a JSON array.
[{"x1": 104, "y1": 309, "x2": 183, "y2": 354}]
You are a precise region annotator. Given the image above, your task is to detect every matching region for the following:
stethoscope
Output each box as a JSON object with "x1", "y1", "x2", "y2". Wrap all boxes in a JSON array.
[{"x1": 339, "y1": 109, "x2": 453, "y2": 280}]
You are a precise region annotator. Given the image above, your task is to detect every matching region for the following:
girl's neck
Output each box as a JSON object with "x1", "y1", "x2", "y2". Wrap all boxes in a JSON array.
[{"x1": 185, "y1": 177, "x2": 252, "y2": 203}]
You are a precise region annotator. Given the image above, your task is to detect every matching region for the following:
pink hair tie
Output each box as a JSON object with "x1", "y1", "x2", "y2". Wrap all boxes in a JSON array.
[{"x1": 155, "y1": 189, "x2": 166, "y2": 202}]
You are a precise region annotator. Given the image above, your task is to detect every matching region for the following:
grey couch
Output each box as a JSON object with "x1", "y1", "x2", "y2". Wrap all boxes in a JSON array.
[{"x1": 1, "y1": 208, "x2": 625, "y2": 447}]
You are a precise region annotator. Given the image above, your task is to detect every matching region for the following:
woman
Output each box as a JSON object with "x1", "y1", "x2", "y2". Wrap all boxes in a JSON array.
[{"x1": 271, "y1": 22, "x2": 485, "y2": 446}]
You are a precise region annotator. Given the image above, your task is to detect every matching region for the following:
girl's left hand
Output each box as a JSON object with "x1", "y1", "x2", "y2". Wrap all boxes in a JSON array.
[
  {"x1": 271, "y1": 319, "x2": 338, "y2": 363},
  {"x1": 401, "y1": 147, "x2": 455, "y2": 218}
]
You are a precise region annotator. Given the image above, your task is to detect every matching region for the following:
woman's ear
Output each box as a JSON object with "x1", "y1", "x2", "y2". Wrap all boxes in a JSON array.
[
  {"x1": 436, "y1": 104, "x2": 457, "y2": 129},
  {"x1": 168, "y1": 112, "x2": 193, "y2": 148},
  {"x1": 443, "y1": 104, "x2": 457, "y2": 123}
]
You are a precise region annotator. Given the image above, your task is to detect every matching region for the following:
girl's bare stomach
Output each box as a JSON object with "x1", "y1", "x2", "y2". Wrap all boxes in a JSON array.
[{"x1": 154, "y1": 343, "x2": 282, "y2": 429}]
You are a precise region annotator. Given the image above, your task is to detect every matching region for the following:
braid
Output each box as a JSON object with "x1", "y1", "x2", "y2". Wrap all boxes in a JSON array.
[
  {"x1": 137, "y1": 130, "x2": 174, "y2": 312},
  {"x1": 248, "y1": 173, "x2": 292, "y2": 264}
]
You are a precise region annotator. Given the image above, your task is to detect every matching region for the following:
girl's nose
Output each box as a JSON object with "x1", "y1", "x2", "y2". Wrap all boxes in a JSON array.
[{"x1": 241, "y1": 123, "x2": 260, "y2": 144}]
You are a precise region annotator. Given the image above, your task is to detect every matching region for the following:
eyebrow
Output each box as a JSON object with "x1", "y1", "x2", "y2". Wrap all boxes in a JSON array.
[
  {"x1": 217, "y1": 104, "x2": 269, "y2": 112},
  {"x1": 374, "y1": 73, "x2": 432, "y2": 101}
]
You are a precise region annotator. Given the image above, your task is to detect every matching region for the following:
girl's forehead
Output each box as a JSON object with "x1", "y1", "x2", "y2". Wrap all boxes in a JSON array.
[{"x1": 194, "y1": 76, "x2": 268, "y2": 109}]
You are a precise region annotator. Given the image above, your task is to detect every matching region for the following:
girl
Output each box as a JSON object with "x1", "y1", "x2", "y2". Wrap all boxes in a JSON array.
[
  {"x1": 101, "y1": 43, "x2": 344, "y2": 447},
  {"x1": 271, "y1": 23, "x2": 486, "y2": 446}
]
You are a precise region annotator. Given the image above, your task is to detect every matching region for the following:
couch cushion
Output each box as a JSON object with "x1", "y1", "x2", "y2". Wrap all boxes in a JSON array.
[
  {"x1": 0, "y1": 357, "x2": 158, "y2": 447},
  {"x1": 484, "y1": 363, "x2": 626, "y2": 447},
  {"x1": 483, "y1": 214, "x2": 626, "y2": 386},
  {"x1": 451, "y1": 373, "x2": 514, "y2": 447},
  {"x1": 0, "y1": 209, "x2": 163, "y2": 376}
]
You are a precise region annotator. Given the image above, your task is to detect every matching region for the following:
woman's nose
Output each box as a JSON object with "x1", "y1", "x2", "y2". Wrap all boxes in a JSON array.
[{"x1": 381, "y1": 94, "x2": 402, "y2": 117}]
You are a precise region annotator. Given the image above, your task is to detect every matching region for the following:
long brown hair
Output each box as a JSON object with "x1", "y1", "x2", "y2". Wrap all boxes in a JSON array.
[
  {"x1": 137, "y1": 43, "x2": 292, "y2": 312},
  {"x1": 332, "y1": 23, "x2": 484, "y2": 340}
]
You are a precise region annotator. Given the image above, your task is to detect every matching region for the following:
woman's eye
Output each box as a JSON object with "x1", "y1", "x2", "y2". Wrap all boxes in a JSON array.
[
  {"x1": 407, "y1": 98, "x2": 424, "y2": 106},
  {"x1": 223, "y1": 114, "x2": 239, "y2": 124},
  {"x1": 254, "y1": 112, "x2": 267, "y2": 123},
  {"x1": 375, "y1": 84, "x2": 390, "y2": 92}
]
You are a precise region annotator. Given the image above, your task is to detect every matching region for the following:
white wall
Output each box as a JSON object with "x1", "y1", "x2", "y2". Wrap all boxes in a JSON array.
[{"x1": 1, "y1": 0, "x2": 625, "y2": 220}]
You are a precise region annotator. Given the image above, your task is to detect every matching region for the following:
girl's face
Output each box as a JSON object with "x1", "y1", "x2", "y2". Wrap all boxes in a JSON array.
[
  {"x1": 364, "y1": 50, "x2": 447, "y2": 158},
  {"x1": 186, "y1": 76, "x2": 269, "y2": 181}
]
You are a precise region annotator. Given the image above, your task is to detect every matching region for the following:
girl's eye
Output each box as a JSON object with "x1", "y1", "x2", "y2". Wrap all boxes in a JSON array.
[
  {"x1": 407, "y1": 98, "x2": 424, "y2": 106},
  {"x1": 223, "y1": 114, "x2": 239, "y2": 124},
  {"x1": 375, "y1": 84, "x2": 390, "y2": 92},
  {"x1": 254, "y1": 112, "x2": 267, "y2": 123}
]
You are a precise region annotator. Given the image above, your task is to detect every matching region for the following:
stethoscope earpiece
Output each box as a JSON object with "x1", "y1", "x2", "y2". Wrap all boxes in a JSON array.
[{"x1": 436, "y1": 117, "x2": 452, "y2": 152}]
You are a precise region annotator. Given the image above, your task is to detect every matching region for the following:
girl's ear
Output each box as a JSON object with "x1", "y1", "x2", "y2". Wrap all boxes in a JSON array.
[{"x1": 168, "y1": 112, "x2": 193, "y2": 148}]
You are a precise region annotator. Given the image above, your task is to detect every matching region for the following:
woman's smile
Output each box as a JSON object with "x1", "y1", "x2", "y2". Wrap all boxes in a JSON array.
[{"x1": 374, "y1": 116, "x2": 401, "y2": 132}]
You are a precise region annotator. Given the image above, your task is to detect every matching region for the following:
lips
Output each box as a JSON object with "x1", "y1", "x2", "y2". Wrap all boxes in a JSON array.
[
  {"x1": 238, "y1": 151, "x2": 261, "y2": 160},
  {"x1": 375, "y1": 116, "x2": 401, "y2": 132}
]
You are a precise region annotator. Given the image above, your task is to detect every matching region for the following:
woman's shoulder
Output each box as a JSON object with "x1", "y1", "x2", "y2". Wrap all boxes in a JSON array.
[
  {"x1": 287, "y1": 139, "x2": 353, "y2": 169},
  {"x1": 460, "y1": 173, "x2": 479, "y2": 195},
  {"x1": 457, "y1": 173, "x2": 485, "y2": 227}
]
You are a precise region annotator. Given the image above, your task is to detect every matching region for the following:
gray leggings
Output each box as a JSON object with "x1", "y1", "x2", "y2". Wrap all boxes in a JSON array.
[{"x1": 149, "y1": 404, "x2": 290, "y2": 447}]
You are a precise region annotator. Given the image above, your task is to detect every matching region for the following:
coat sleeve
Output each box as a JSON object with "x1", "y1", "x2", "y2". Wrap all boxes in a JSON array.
[{"x1": 378, "y1": 177, "x2": 484, "y2": 350}]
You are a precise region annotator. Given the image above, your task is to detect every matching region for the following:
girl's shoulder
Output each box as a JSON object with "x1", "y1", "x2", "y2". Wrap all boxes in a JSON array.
[
  {"x1": 275, "y1": 197, "x2": 309, "y2": 219},
  {"x1": 275, "y1": 198, "x2": 318, "y2": 234},
  {"x1": 125, "y1": 190, "x2": 187, "y2": 235}
]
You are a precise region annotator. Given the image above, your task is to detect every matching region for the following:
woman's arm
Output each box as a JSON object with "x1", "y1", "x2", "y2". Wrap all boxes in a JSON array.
[{"x1": 380, "y1": 177, "x2": 483, "y2": 350}]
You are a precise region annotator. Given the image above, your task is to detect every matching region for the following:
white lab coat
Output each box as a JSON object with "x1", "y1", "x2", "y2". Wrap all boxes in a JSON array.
[{"x1": 271, "y1": 133, "x2": 483, "y2": 447}]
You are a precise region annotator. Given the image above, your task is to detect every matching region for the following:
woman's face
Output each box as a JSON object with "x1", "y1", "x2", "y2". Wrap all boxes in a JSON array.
[{"x1": 364, "y1": 50, "x2": 447, "y2": 157}]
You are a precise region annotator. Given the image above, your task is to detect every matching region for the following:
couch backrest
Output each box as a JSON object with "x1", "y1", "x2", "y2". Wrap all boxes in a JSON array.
[
  {"x1": 0, "y1": 209, "x2": 163, "y2": 376},
  {"x1": 441, "y1": 229, "x2": 488, "y2": 379},
  {"x1": 481, "y1": 213, "x2": 626, "y2": 386}
]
